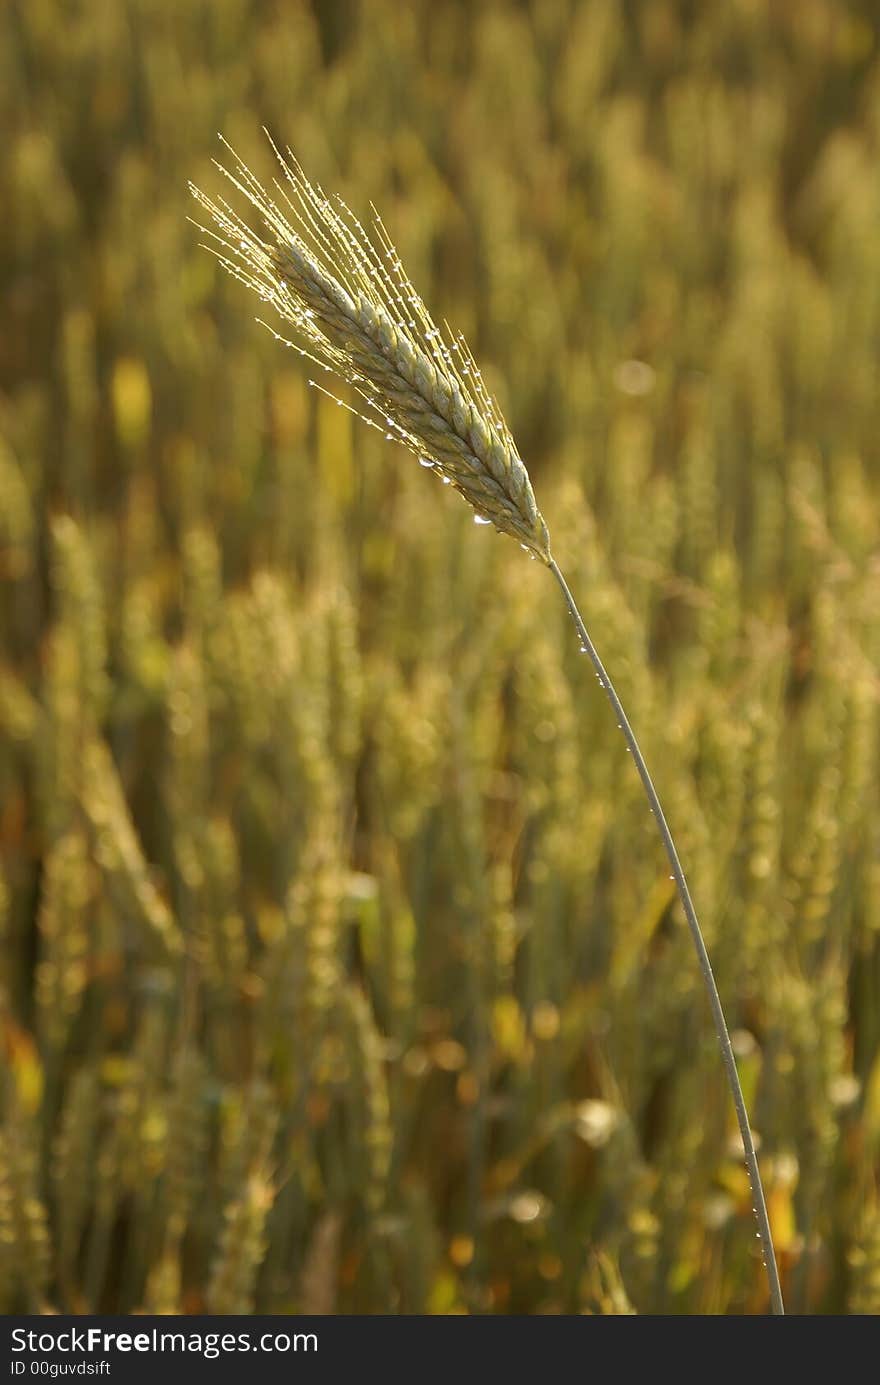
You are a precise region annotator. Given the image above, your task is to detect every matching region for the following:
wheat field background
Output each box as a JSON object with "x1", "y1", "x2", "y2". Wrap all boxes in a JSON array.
[{"x1": 2, "y1": 0, "x2": 880, "y2": 1315}]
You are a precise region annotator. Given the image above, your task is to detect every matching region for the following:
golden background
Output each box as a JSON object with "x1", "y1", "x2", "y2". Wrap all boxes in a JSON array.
[{"x1": 2, "y1": 0, "x2": 880, "y2": 1314}]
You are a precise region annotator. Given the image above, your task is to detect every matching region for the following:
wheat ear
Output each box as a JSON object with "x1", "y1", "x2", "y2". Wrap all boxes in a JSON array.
[
  {"x1": 189, "y1": 135, "x2": 549, "y2": 560},
  {"x1": 189, "y1": 134, "x2": 784, "y2": 1315}
]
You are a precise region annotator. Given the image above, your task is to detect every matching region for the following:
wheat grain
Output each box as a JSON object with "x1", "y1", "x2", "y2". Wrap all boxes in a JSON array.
[{"x1": 189, "y1": 135, "x2": 551, "y2": 560}]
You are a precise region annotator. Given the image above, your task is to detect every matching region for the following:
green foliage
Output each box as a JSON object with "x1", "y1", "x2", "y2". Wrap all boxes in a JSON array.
[{"x1": 2, "y1": 0, "x2": 880, "y2": 1314}]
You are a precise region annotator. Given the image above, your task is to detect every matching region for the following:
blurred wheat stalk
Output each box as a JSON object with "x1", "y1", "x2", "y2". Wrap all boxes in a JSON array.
[{"x1": 190, "y1": 135, "x2": 784, "y2": 1314}]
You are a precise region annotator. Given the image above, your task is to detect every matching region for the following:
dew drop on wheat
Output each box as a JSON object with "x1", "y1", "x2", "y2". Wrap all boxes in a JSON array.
[
  {"x1": 474, "y1": 514, "x2": 491, "y2": 525},
  {"x1": 419, "y1": 458, "x2": 434, "y2": 469}
]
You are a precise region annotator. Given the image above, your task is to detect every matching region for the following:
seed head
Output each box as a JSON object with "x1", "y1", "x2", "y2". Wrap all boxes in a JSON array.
[{"x1": 189, "y1": 134, "x2": 551, "y2": 562}]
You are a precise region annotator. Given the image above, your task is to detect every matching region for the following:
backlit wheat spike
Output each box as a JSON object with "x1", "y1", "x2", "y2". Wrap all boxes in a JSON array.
[
  {"x1": 190, "y1": 133, "x2": 783, "y2": 1316},
  {"x1": 188, "y1": 134, "x2": 551, "y2": 560}
]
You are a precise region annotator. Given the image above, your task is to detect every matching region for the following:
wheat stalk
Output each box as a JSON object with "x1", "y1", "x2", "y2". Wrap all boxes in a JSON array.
[{"x1": 189, "y1": 134, "x2": 784, "y2": 1315}]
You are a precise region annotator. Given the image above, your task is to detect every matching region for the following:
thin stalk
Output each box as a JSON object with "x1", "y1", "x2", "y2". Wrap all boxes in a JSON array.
[{"x1": 548, "y1": 556, "x2": 784, "y2": 1316}]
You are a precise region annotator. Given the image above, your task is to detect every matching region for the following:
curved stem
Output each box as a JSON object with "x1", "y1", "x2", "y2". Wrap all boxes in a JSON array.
[{"x1": 548, "y1": 556, "x2": 784, "y2": 1316}]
